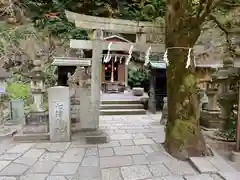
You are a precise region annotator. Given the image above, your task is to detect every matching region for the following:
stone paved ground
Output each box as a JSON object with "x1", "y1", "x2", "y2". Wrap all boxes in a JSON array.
[{"x1": 0, "y1": 114, "x2": 238, "y2": 180}]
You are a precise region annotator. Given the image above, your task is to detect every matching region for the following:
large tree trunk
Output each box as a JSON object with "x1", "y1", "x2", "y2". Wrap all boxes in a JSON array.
[{"x1": 164, "y1": 0, "x2": 207, "y2": 160}]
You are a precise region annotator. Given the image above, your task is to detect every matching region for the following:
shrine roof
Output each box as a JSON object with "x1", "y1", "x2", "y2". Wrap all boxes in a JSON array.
[{"x1": 104, "y1": 35, "x2": 132, "y2": 43}]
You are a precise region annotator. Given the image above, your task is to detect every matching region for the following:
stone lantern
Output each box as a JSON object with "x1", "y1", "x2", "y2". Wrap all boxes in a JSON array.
[
  {"x1": 200, "y1": 74, "x2": 222, "y2": 129},
  {"x1": 212, "y1": 57, "x2": 237, "y2": 125},
  {"x1": 27, "y1": 56, "x2": 48, "y2": 129},
  {"x1": 0, "y1": 67, "x2": 10, "y2": 125},
  {"x1": 29, "y1": 59, "x2": 45, "y2": 112},
  {"x1": 206, "y1": 78, "x2": 220, "y2": 111}
]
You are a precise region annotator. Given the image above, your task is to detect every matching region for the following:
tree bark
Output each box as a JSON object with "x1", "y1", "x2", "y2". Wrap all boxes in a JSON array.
[{"x1": 164, "y1": 0, "x2": 207, "y2": 160}]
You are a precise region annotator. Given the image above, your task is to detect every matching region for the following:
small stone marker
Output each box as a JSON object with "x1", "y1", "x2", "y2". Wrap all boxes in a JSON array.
[
  {"x1": 48, "y1": 86, "x2": 71, "y2": 142},
  {"x1": 10, "y1": 99, "x2": 25, "y2": 124}
]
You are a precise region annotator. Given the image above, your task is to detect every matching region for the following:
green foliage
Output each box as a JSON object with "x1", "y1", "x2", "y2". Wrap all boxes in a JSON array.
[
  {"x1": 43, "y1": 64, "x2": 57, "y2": 88},
  {"x1": 22, "y1": 0, "x2": 88, "y2": 39},
  {"x1": 0, "y1": 25, "x2": 40, "y2": 60},
  {"x1": 119, "y1": 0, "x2": 165, "y2": 21},
  {"x1": 128, "y1": 68, "x2": 149, "y2": 88},
  {"x1": 225, "y1": 112, "x2": 237, "y2": 140},
  {"x1": 22, "y1": 0, "x2": 166, "y2": 39},
  {"x1": 6, "y1": 82, "x2": 31, "y2": 106}
]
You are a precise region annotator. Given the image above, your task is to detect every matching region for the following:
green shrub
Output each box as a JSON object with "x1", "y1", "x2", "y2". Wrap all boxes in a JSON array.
[
  {"x1": 128, "y1": 68, "x2": 149, "y2": 90},
  {"x1": 6, "y1": 82, "x2": 32, "y2": 106}
]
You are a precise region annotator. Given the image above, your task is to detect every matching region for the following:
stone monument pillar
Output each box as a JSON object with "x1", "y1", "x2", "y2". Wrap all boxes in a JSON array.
[
  {"x1": 78, "y1": 67, "x2": 92, "y2": 129},
  {"x1": 48, "y1": 86, "x2": 71, "y2": 142},
  {"x1": 67, "y1": 64, "x2": 108, "y2": 144},
  {"x1": 67, "y1": 66, "x2": 92, "y2": 130}
]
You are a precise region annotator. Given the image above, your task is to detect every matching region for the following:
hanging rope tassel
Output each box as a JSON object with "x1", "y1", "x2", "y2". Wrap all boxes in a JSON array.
[
  {"x1": 144, "y1": 46, "x2": 151, "y2": 66},
  {"x1": 185, "y1": 48, "x2": 192, "y2": 69},
  {"x1": 126, "y1": 44, "x2": 134, "y2": 65},
  {"x1": 163, "y1": 49, "x2": 169, "y2": 66}
]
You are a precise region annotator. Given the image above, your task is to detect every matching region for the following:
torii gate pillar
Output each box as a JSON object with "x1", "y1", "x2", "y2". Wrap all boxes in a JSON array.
[{"x1": 91, "y1": 30, "x2": 103, "y2": 129}]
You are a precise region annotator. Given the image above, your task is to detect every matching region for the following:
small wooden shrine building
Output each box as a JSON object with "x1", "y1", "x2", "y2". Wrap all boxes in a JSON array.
[{"x1": 53, "y1": 34, "x2": 138, "y2": 92}]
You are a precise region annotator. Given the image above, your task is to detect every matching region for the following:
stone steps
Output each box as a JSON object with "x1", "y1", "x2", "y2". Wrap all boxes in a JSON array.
[
  {"x1": 100, "y1": 99, "x2": 146, "y2": 115},
  {"x1": 100, "y1": 104, "x2": 143, "y2": 110},
  {"x1": 101, "y1": 99, "x2": 141, "y2": 104},
  {"x1": 100, "y1": 109, "x2": 146, "y2": 115}
]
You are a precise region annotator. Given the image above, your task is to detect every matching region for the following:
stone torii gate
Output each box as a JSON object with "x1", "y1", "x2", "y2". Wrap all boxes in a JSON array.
[{"x1": 65, "y1": 11, "x2": 167, "y2": 131}]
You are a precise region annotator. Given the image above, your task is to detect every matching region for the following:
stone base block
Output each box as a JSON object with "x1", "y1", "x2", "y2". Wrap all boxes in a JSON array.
[
  {"x1": 0, "y1": 124, "x2": 22, "y2": 137},
  {"x1": 27, "y1": 111, "x2": 48, "y2": 125},
  {"x1": 132, "y1": 87, "x2": 144, "y2": 96},
  {"x1": 200, "y1": 110, "x2": 224, "y2": 129},
  {"x1": 5, "y1": 121, "x2": 21, "y2": 125},
  {"x1": 231, "y1": 151, "x2": 240, "y2": 162},
  {"x1": 13, "y1": 133, "x2": 49, "y2": 141},
  {"x1": 21, "y1": 125, "x2": 48, "y2": 134},
  {"x1": 73, "y1": 129, "x2": 109, "y2": 144},
  {"x1": 0, "y1": 127, "x2": 17, "y2": 137}
]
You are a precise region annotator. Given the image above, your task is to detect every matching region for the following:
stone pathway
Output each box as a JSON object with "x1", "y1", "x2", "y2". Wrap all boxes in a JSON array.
[{"x1": 0, "y1": 114, "x2": 238, "y2": 180}]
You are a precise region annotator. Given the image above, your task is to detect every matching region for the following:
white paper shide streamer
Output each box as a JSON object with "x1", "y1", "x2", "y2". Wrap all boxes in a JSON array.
[
  {"x1": 125, "y1": 44, "x2": 134, "y2": 65},
  {"x1": 104, "y1": 42, "x2": 112, "y2": 63},
  {"x1": 185, "y1": 48, "x2": 192, "y2": 69},
  {"x1": 163, "y1": 47, "x2": 193, "y2": 68},
  {"x1": 144, "y1": 46, "x2": 151, "y2": 66},
  {"x1": 119, "y1": 56, "x2": 123, "y2": 64},
  {"x1": 163, "y1": 49, "x2": 169, "y2": 66}
]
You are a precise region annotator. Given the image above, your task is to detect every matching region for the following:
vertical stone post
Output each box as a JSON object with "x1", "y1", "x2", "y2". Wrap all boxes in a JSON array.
[
  {"x1": 125, "y1": 65, "x2": 128, "y2": 88},
  {"x1": 69, "y1": 66, "x2": 93, "y2": 130},
  {"x1": 148, "y1": 73, "x2": 156, "y2": 114},
  {"x1": 80, "y1": 86, "x2": 92, "y2": 129},
  {"x1": 91, "y1": 30, "x2": 103, "y2": 129},
  {"x1": 48, "y1": 86, "x2": 71, "y2": 142},
  {"x1": 10, "y1": 100, "x2": 25, "y2": 125}
]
